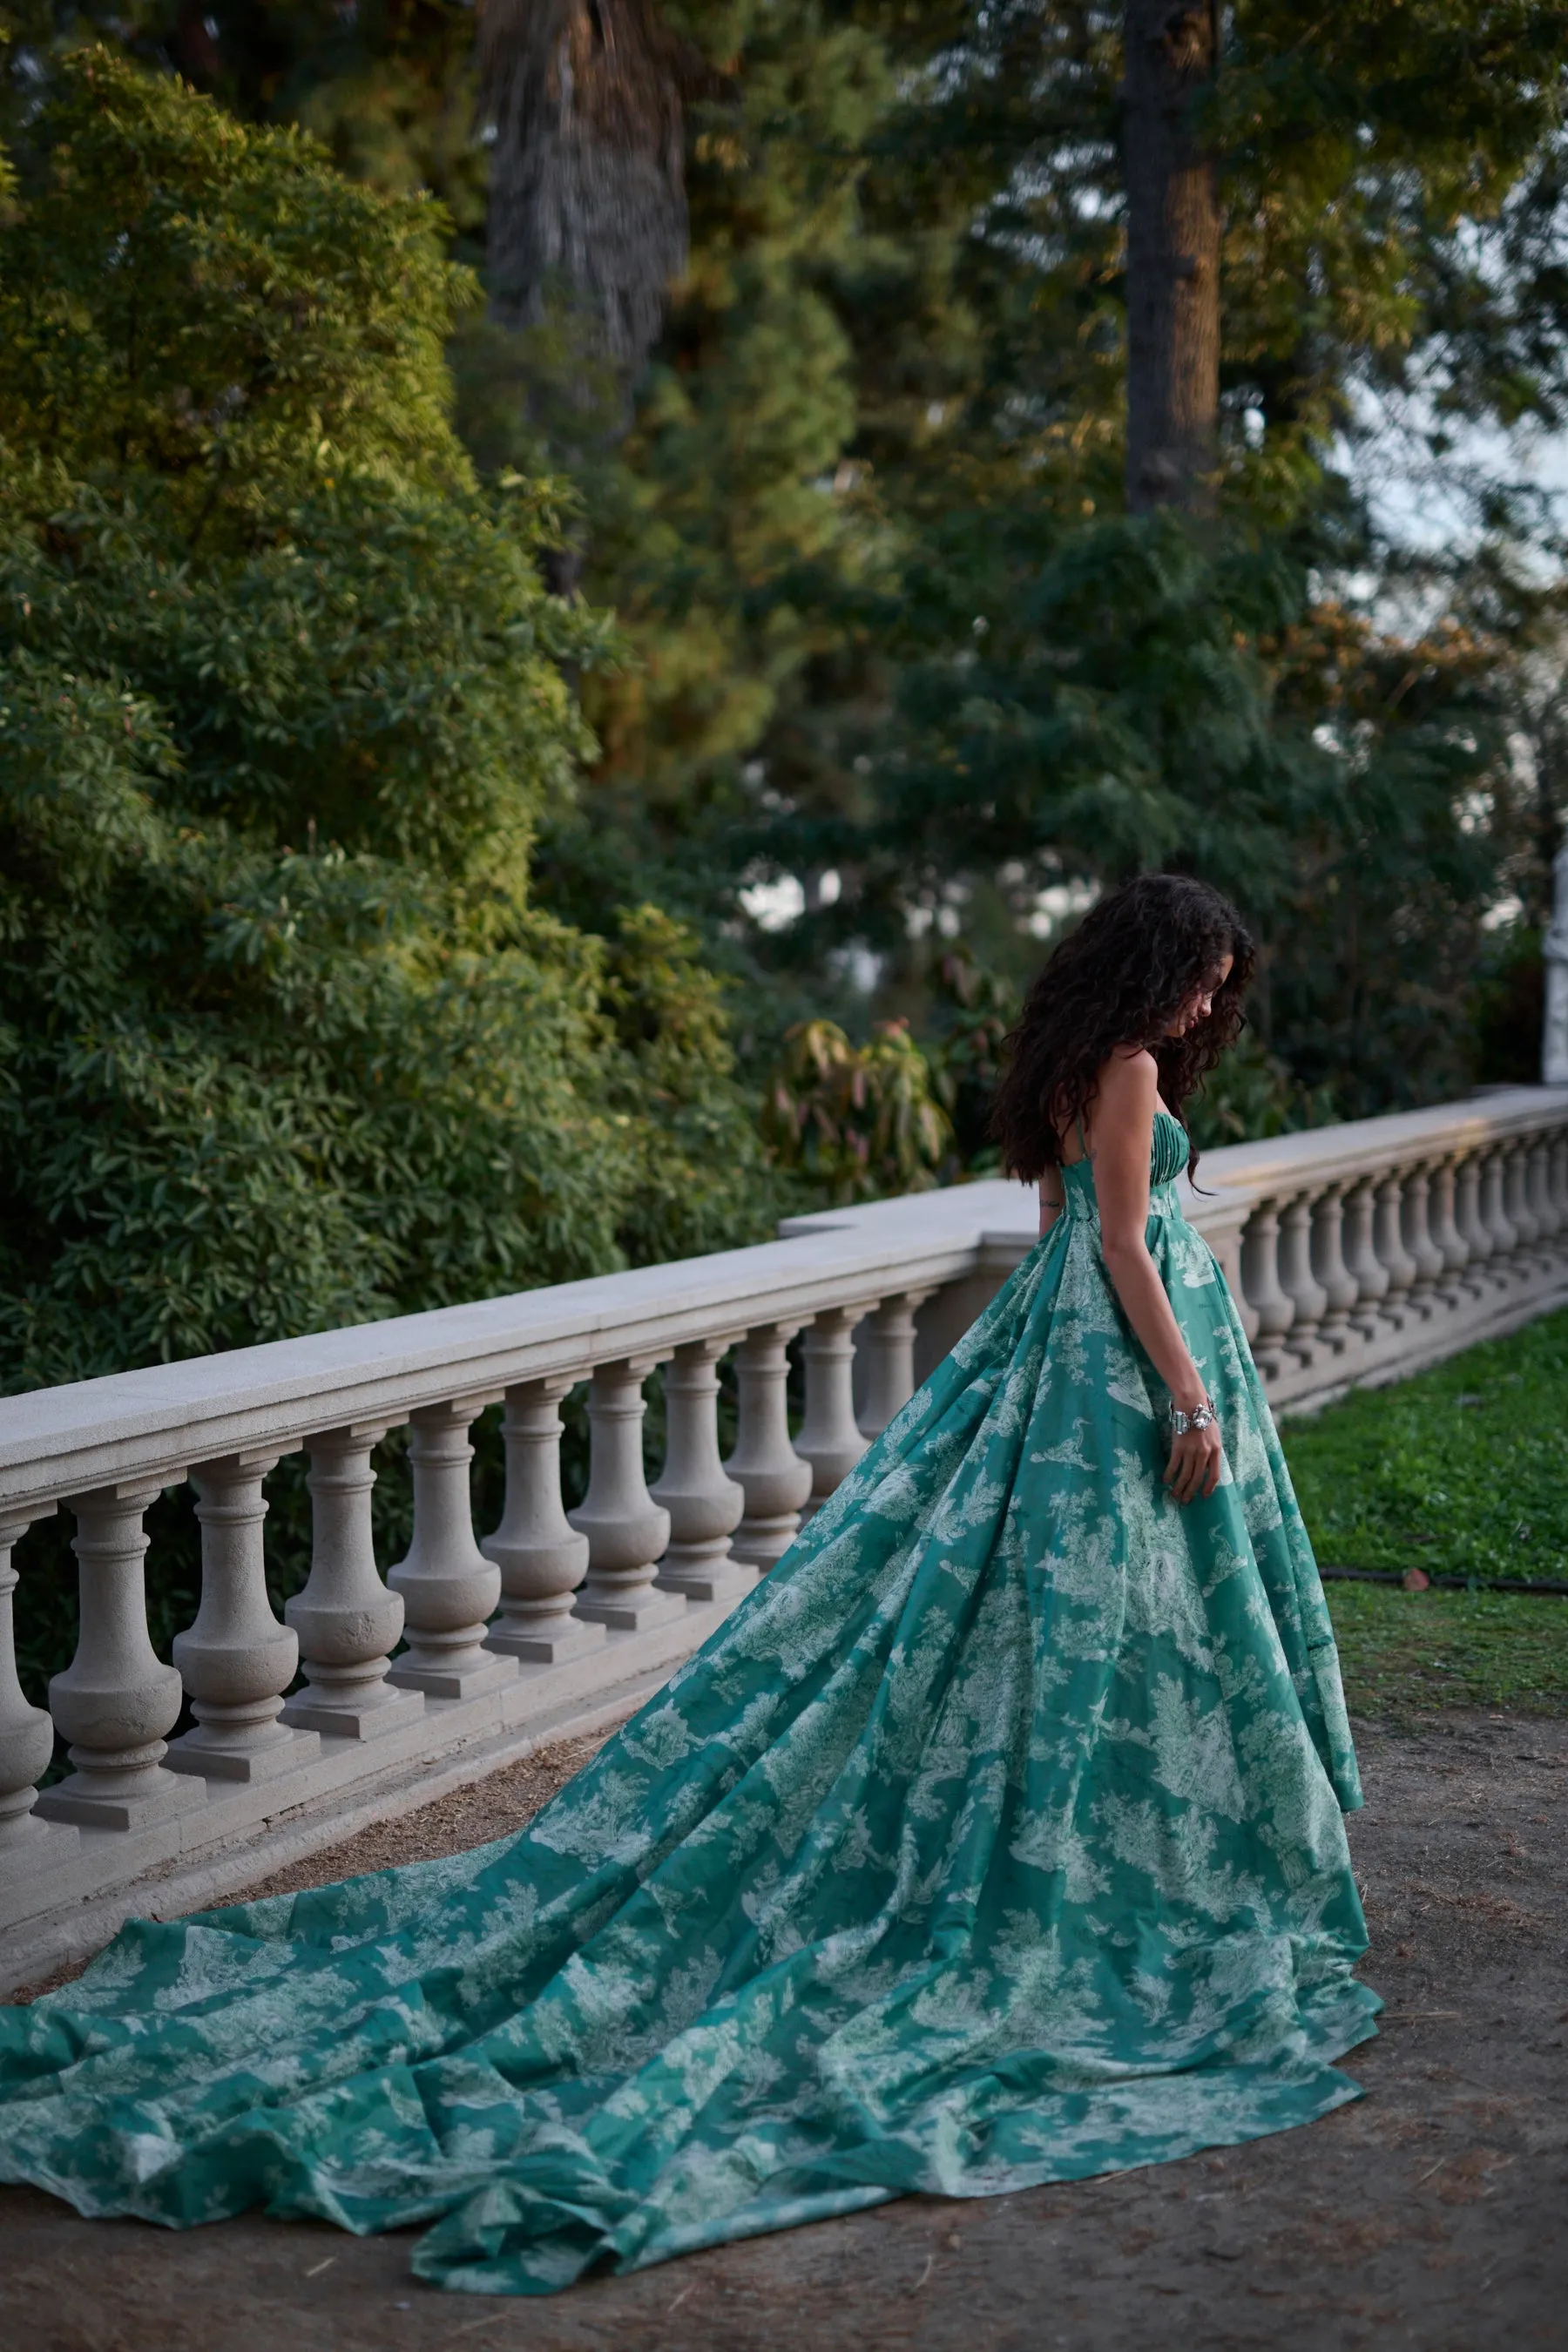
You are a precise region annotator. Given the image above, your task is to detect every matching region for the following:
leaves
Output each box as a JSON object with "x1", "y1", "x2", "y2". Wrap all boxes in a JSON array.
[
  {"x1": 0, "y1": 54, "x2": 772, "y2": 1393},
  {"x1": 761, "y1": 1016, "x2": 952, "y2": 1202}
]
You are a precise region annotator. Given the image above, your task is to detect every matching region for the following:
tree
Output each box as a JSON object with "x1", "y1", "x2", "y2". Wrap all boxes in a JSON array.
[
  {"x1": 477, "y1": 0, "x2": 695, "y2": 380},
  {"x1": 13, "y1": 6, "x2": 1568, "y2": 1126},
  {"x1": 0, "y1": 50, "x2": 773, "y2": 1392},
  {"x1": 722, "y1": 0, "x2": 1568, "y2": 1106},
  {"x1": 1122, "y1": 1, "x2": 1220, "y2": 512}
]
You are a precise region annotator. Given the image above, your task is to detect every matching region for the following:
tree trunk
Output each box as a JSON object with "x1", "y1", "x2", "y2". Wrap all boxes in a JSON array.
[
  {"x1": 478, "y1": 0, "x2": 693, "y2": 392},
  {"x1": 1121, "y1": 1, "x2": 1221, "y2": 512}
]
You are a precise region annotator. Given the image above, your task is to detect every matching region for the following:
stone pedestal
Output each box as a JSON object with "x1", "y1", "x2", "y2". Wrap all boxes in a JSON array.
[
  {"x1": 388, "y1": 1401, "x2": 517, "y2": 1701},
  {"x1": 483, "y1": 1379, "x2": 604, "y2": 1664},
  {"x1": 725, "y1": 1323, "x2": 813, "y2": 1571},
  {"x1": 37, "y1": 1482, "x2": 205, "y2": 1832},
  {"x1": 283, "y1": 1429, "x2": 424, "y2": 1740},
  {"x1": 169, "y1": 1454, "x2": 321, "y2": 1782},
  {"x1": 571, "y1": 1359, "x2": 683, "y2": 1632},
  {"x1": 857, "y1": 1292, "x2": 929, "y2": 1438},
  {"x1": 797, "y1": 1305, "x2": 873, "y2": 1504},
  {"x1": 0, "y1": 1511, "x2": 76, "y2": 1862},
  {"x1": 653, "y1": 1338, "x2": 751, "y2": 1606}
]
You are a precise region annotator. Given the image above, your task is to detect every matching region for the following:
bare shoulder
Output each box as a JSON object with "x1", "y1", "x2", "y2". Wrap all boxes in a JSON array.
[
  {"x1": 1089, "y1": 1051, "x2": 1157, "y2": 1159},
  {"x1": 1097, "y1": 1048, "x2": 1159, "y2": 1106}
]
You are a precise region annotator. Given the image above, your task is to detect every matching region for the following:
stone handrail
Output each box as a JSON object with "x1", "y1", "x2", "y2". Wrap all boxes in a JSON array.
[{"x1": 1, "y1": 1081, "x2": 1565, "y2": 1987}]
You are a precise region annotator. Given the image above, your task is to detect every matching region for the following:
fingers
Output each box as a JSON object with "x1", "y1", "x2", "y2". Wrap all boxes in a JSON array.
[
  {"x1": 1162, "y1": 1433, "x2": 1223, "y2": 1504},
  {"x1": 1163, "y1": 1441, "x2": 1195, "y2": 1506}
]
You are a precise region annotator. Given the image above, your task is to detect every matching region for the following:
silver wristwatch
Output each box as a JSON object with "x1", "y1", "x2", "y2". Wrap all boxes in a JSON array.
[{"x1": 1170, "y1": 1401, "x2": 1217, "y2": 1436}]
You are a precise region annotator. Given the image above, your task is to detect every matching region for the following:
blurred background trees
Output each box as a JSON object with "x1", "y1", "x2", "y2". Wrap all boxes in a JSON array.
[{"x1": 3, "y1": 4, "x2": 1568, "y2": 1385}]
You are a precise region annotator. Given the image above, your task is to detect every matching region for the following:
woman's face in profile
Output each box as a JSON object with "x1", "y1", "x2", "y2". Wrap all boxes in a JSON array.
[{"x1": 1166, "y1": 952, "x2": 1233, "y2": 1039}]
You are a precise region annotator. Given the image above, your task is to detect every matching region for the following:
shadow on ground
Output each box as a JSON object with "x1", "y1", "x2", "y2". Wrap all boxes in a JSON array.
[{"x1": 3, "y1": 1712, "x2": 1565, "y2": 2351}]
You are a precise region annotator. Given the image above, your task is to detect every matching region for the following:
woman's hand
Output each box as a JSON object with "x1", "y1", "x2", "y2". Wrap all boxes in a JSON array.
[{"x1": 1163, "y1": 1418, "x2": 1224, "y2": 1505}]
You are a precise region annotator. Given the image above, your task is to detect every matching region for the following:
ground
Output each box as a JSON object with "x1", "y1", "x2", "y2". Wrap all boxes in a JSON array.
[{"x1": 3, "y1": 1706, "x2": 1565, "y2": 2352}]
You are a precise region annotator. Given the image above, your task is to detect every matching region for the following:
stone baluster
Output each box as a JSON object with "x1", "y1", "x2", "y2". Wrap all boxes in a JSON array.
[
  {"x1": 1277, "y1": 1193, "x2": 1328, "y2": 1366},
  {"x1": 1453, "y1": 1150, "x2": 1496, "y2": 1290},
  {"x1": 1424, "y1": 1155, "x2": 1470, "y2": 1304},
  {"x1": 1372, "y1": 1168, "x2": 1420, "y2": 1326},
  {"x1": 570, "y1": 1358, "x2": 683, "y2": 1632},
  {"x1": 1240, "y1": 1202, "x2": 1294, "y2": 1377},
  {"x1": 1207, "y1": 1216, "x2": 1257, "y2": 1340},
  {"x1": 1309, "y1": 1186, "x2": 1359, "y2": 1351},
  {"x1": 857, "y1": 1292, "x2": 929, "y2": 1439},
  {"x1": 387, "y1": 1400, "x2": 516, "y2": 1700},
  {"x1": 283, "y1": 1428, "x2": 423, "y2": 1739},
  {"x1": 724, "y1": 1322, "x2": 814, "y2": 1571},
  {"x1": 652, "y1": 1338, "x2": 751, "y2": 1606},
  {"x1": 1342, "y1": 1175, "x2": 1391, "y2": 1336},
  {"x1": 1546, "y1": 1133, "x2": 1568, "y2": 1240},
  {"x1": 1401, "y1": 1163, "x2": 1446, "y2": 1307},
  {"x1": 483, "y1": 1378, "x2": 603, "y2": 1664},
  {"x1": 1479, "y1": 1146, "x2": 1521, "y2": 1283},
  {"x1": 0, "y1": 1511, "x2": 74, "y2": 1860},
  {"x1": 1503, "y1": 1138, "x2": 1544, "y2": 1267},
  {"x1": 1526, "y1": 1136, "x2": 1559, "y2": 1249},
  {"x1": 166, "y1": 1454, "x2": 320, "y2": 1782},
  {"x1": 35, "y1": 1482, "x2": 203, "y2": 1830},
  {"x1": 797, "y1": 1303, "x2": 875, "y2": 1503}
]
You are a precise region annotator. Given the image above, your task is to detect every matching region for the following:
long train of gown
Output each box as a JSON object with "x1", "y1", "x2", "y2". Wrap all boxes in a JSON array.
[{"x1": 0, "y1": 1111, "x2": 1378, "y2": 2293}]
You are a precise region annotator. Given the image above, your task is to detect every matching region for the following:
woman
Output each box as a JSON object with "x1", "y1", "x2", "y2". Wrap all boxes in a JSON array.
[{"x1": 0, "y1": 873, "x2": 1376, "y2": 2294}]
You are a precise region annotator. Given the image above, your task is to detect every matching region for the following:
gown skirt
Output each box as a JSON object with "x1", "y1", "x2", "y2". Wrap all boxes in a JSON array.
[{"x1": 0, "y1": 1113, "x2": 1378, "y2": 2293}]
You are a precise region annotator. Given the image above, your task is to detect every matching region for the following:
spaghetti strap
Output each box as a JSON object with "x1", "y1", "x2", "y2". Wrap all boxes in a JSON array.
[{"x1": 1075, "y1": 1111, "x2": 1089, "y2": 1161}]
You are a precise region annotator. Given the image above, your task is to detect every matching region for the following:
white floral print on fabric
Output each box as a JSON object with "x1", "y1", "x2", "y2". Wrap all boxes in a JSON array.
[{"x1": 0, "y1": 1111, "x2": 1377, "y2": 2292}]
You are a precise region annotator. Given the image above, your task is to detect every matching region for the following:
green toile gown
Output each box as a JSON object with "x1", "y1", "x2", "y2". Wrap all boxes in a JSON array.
[{"x1": 0, "y1": 1111, "x2": 1377, "y2": 2293}]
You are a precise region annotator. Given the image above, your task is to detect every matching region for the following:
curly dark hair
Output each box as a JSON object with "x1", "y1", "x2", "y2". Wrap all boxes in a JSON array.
[{"x1": 990, "y1": 873, "x2": 1255, "y2": 1186}]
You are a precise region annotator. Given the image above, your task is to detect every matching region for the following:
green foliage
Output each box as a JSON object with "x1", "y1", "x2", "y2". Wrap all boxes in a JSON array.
[
  {"x1": 0, "y1": 46, "x2": 476, "y2": 530},
  {"x1": 1185, "y1": 1031, "x2": 1337, "y2": 1152},
  {"x1": 23, "y1": 6, "x2": 1565, "y2": 1122},
  {"x1": 1281, "y1": 1308, "x2": 1568, "y2": 1587},
  {"x1": 0, "y1": 53, "x2": 772, "y2": 1392},
  {"x1": 923, "y1": 945, "x2": 1018, "y2": 1174},
  {"x1": 760, "y1": 1017, "x2": 952, "y2": 1204},
  {"x1": 606, "y1": 0, "x2": 1566, "y2": 1110},
  {"x1": 1470, "y1": 923, "x2": 1548, "y2": 1086}
]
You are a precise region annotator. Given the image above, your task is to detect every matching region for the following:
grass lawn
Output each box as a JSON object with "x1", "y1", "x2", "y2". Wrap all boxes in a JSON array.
[
  {"x1": 1281, "y1": 1305, "x2": 1568, "y2": 1584},
  {"x1": 1321, "y1": 1584, "x2": 1568, "y2": 1720},
  {"x1": 1278, "y1": 1306, "x2": 1568, "y2": 1720}
]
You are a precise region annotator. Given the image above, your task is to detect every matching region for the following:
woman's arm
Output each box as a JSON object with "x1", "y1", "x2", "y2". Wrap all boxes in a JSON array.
[
  {"x1": 1086, "y1": 1051, "x2": 1223, "y2": 1504},
  {"x1": 1038, "y1": 1174, "x2": 1064, "y2": 1237}
]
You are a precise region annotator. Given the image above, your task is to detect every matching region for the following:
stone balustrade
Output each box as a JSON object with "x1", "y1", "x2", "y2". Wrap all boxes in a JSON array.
[{"x1": 1, "y1": 1083, "x2": 1565, "y2": 1989}]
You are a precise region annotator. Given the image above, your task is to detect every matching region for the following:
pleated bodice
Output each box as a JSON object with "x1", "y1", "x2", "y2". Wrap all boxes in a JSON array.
[{"x1": 1061, "y1": 1105, "x2": 1191, "y2": 1225}]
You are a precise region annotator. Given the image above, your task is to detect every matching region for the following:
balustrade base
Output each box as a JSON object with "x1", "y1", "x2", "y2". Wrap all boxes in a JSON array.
[
  {"x1": 729, "y1": 1516, "x2": 803, "y2": 1571},
  {"x1": 485, "y1": 1613, "x2": 607, "y2": 1666},
  {"x1": 165, "y1": 1722, "x2": 322, "y2": 1784},
  {"x1": 281, "y1": 1680, "x2": 425, "y2": 1742},
  {"x1": 36, "y1": 1765, "x2": 206, "y2": 1835},
  {"x1": 0, "y1": 1814, "x2": 78, "y2": 1876},
  {"x1": 654, "y1": 1552, "x2": 756, "y2": 1607},
  {"x1": 387, "y1": 1651, "x2": 519, "y2": 1704},
  {"x1": 572, "y1": 1584, "x2": 689, "y2": 1635}
]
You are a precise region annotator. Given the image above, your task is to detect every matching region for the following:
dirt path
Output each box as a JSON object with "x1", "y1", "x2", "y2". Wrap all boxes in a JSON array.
[{"x1": 3, "y1": 1709, "x2": 1565, "y2": 2351}]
